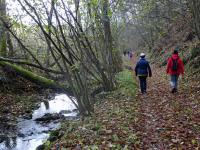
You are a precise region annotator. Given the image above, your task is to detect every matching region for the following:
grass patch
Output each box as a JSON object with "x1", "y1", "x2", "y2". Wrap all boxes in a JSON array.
[{"x1": 115, "y1": 70, "x2": 136, "y2": 97}]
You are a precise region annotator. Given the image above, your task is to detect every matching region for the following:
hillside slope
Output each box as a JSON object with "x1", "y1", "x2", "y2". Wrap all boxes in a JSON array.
[{"x1": 151, "y1": 15, "x2": 200, "y2": 76}]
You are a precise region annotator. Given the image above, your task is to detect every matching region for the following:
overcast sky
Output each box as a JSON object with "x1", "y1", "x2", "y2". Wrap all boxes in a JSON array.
[
  {"x1": 6, "y1": 0, "x2": 76, "y2": 25},
  {"x1": 7, "y1": 0, "x2": 34, "y2": 24}
]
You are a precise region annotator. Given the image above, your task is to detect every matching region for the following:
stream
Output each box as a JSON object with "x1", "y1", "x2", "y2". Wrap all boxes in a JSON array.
[{"x1": 0, "y1": 94, "x2": 78, "y2": 150}]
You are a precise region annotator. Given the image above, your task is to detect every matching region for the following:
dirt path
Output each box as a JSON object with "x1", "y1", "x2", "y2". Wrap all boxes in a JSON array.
[
  {"x1": 133, "y1": 56, "x2": 200, "y2": 149},
  {"x1": 46, "y1": 56, "x2": 200, "y2": 149}
]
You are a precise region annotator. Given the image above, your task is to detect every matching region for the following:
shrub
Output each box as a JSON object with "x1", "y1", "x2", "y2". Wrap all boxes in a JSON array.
[{"x1": 191, "y1": 47, "x2": 200, "y2": 59}]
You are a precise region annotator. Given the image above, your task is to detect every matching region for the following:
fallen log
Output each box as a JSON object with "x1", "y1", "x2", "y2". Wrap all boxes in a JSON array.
[
  {"x1": 0, "y1": 56, "x2": 62, "y2": 74},
  {"x1": 0, "y1": 61, "x2": 73, "y2": 95}
]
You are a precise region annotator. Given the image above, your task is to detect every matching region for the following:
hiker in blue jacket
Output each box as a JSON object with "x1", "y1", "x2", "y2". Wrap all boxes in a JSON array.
[{"x1": 135, "y1": 53, "x2": 152, "y2": 94}]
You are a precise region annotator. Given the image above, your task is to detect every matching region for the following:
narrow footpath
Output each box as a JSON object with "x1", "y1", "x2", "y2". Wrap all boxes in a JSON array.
[
  {"x1": 132, "y1": 56, "x2": 200, "y2": 149},
  {"x1": 45, "y1": 55, "x2": 200, "y2": 149}
]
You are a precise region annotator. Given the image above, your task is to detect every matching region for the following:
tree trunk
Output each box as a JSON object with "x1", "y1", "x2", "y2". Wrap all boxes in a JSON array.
[
  {"x1": 0, "y1": 0, "x2": 7, "y2": 57},
  {"x1": 189, "y1": 0, "x2": 200, "y2": 39},
  {"x1": 45, "y1": 0, "x2": 54, "y2": 68},
  {"x1": 7, "y1": 31, "x2": 14, "y2": 57},
  {"x1": 102, "y1": 0, "x2": 115, "y2": 91}
]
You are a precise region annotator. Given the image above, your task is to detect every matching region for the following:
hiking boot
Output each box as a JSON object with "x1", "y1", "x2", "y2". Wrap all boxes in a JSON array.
[
  {"x1": 141, "y1": 91, "x2": 147, "y2": 95},
  {"x1": 171, "y1": 88, "x2": 175, "y2": 93}
]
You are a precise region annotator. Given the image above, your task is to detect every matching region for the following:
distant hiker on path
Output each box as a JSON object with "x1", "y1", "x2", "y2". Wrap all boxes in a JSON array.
[
  {"x1": 127, "y1": 51, "x2": 132, "y2": 59},
  {"x1": 135, "y1": 53, "x2": 152, "y2": 94},
  {"x1": 166, "y1": 49, "x2": 184, "y2": 93},
  {"x1": 123, "y1": 51, "x2": 126, "y2": 56}
]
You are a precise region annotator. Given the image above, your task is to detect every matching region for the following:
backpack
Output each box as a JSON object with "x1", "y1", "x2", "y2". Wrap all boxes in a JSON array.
[{"x1": 172, "y1": 58, "x2": 179, "y2": 71}]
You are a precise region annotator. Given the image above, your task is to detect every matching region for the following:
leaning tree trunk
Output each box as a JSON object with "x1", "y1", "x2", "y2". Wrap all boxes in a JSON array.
[{"x1": 0, "y1": 61, "x2": 73, "y2": 95}]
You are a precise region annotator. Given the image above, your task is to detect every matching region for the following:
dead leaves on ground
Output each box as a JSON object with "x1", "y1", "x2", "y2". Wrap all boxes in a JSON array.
[
  {"x1": 135, "y1": 64, "x2": 200, "y2": 149},
  {"x1": 56, "y1": 95, "x2": 140, "y2": 149},
  {"x1": 55, "y1": 59, "x2": 200, "y2": 149}
]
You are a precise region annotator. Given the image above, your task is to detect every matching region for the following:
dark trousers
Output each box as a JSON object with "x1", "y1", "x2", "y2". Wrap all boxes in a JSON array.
[{"x1": 139, "y1": 76, "x2": 147, "y2": 93}]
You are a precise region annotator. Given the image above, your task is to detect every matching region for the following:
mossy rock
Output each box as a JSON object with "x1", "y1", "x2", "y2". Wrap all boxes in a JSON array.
[
  {"x1": 36, "y1": 144, "x2": 45, "y2": 150},
  {"x1": 47, "y1": 136, "x2": 57, "y2": 142}
]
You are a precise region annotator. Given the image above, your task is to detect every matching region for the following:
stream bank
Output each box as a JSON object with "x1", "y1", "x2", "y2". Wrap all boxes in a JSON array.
[
  {"x1": 41, "y1": 69, "x2": 138, "y2": 149},
  {"x1": 0, "y1": 93, "x2": 78, "y2": 150}
]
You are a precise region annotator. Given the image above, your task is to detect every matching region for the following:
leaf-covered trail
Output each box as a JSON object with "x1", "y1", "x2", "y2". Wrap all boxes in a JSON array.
[
  {"x1": 48, "y1": 56, "x2": 200, "y2": 149},
  {"x1": 132, "y1": 56, "x2": 200, "y2": 149}
]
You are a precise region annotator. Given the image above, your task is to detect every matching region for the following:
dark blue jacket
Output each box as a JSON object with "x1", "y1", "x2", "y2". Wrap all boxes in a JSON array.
[{"x1": 135, "y1": 58, "x2": 152, "y2": 77}]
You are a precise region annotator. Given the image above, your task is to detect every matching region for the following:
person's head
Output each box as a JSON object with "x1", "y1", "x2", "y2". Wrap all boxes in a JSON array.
[
  {"x1": 173, "y1": 47, "x2": 179, "y2": 54},
  {"x1": 140, "y1": 53, "x2": 145, "y2": 58}
]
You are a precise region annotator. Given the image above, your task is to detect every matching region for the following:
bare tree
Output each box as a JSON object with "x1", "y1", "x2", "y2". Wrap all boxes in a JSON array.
[{"x1": 0, "y1": 0, "x2": 119, "y2": 115}]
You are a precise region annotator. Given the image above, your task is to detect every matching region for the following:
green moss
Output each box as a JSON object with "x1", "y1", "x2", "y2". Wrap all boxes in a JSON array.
[
  {"x1": 0, "y1": 61, "x2": 75, "y2": 95},
  {"x1": 0, "y1": 61, "x2": 58, "y2": 87},
  {"x1": 43, "y1": 141, "x2": 52, "y2": 150},
  {"x1": 49, "y1": 129, "x2": 59, "y2": 137}
]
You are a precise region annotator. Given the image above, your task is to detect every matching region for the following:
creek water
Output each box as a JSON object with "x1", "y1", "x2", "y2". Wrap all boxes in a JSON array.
[{"x1": 0, "y1": 94, "x2": 77, "y2": 150}]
